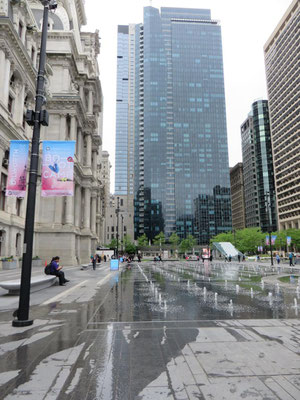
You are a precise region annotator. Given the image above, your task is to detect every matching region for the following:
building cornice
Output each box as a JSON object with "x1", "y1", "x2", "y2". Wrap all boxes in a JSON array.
[{"x1": 0, "y1": 17, "x2": 37, "y2": 83}]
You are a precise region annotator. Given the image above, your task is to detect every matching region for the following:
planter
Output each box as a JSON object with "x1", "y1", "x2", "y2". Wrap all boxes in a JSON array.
[
  {"x1": 2, "y1": 260, "x2": 18, "y2": 270},
  {"x1": 32, "y1": 259, "x2": 43, "y2": 268}
]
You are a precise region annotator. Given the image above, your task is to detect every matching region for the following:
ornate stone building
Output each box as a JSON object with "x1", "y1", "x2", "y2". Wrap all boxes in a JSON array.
[{"x1": 0, "y1": 0, "x2": 107, "y2": 265}]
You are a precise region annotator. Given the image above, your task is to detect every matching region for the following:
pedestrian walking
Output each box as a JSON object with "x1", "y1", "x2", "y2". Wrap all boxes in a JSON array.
[
  {"x1": 289, "y1": 252, "x2": 294, "y2": 266},
  {"x1": 50, "y1": 256, "x2": 69, "y2": 286},
  {"x1": 104, "y1": 255, "x2": 107, "y2": 262},
  {"x1": 92, "y1": 254, "x2": 97, "y2": 270},
  {"x1": 238, "y1": 254, "x2": 241, "y2": 262},
  {"x1": 276, "y1": 253, "x2": 280, "y2": 264}
]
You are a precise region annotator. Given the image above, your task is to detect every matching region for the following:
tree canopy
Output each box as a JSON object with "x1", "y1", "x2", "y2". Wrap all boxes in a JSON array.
[
  {"x1": 179, "y1": 235, "x2": 196, "y2": 253},
  {"x1": 153, "y1": 232, "x2": 165, "y2": 247},
  {"x1": 211, "y1": 227, "x2": 300, "y2": 253},
  {"x1": 122, "y1": 234, "x2": 136, "y2": 254},
  {"x1": 169, "y1": 232, "x2": 180, "y2": 248},
  {"x1": 137, "y1": 234, "x2": 148, "y2": 248}
]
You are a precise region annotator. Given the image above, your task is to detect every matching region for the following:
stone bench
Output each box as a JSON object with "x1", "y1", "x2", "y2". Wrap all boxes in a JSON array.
[
  {"x1": 80, "y1": 263, "x2": 101, "y2": 270},
  {"x1": 0, "y1": 275, "x2": 57, "y2": 295}
]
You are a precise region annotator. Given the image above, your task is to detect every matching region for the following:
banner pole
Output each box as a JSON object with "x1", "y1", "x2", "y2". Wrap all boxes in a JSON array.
[{"x1": 12, "y1": 4, "x2": 50, "y2": 327}]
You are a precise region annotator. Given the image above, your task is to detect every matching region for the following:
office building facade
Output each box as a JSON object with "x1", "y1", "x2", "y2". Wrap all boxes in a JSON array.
[
  {"x1": 230, "y1": 163, "x2": 246, "y2": 230},
  {"x1": 115, "y1": 25, "x2": 129, "y2": 196},
  {"x1": 134, "y1": 7, "x2": 232, "y2": 243},
  {"x1": 114, "y1": 25, "x2": 136, "y2": 240},
  {"x1": 264, "y1": 0, "x2": 300, "y2": 230},
  {"x1": 241, "y1": 100, "x2": 277, "y2": 232}
]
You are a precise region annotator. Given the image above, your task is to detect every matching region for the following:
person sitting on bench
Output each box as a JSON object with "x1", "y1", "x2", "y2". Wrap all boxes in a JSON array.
[{"x1": 50, "y1": 256, "x2": 69, "y2": 286}]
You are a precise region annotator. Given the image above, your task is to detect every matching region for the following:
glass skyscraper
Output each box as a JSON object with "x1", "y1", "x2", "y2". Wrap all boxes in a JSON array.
[
  {"x1": 115, "y1": 25, "x2": 129, "y2": 195},
  {"x1": 241, "y1": 100, "x2": 277, "y2": 232},
  {"x1": 115, "y1": 25, "x2": 136, "y2": 197},
  {"x1": 133, "y1": 7, "x2": 232, "y2": 243}
]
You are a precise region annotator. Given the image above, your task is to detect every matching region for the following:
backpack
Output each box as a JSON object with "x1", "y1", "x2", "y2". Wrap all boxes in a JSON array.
[{"x1": 44, "y1": 263, "x2": 52, "y2": 275}]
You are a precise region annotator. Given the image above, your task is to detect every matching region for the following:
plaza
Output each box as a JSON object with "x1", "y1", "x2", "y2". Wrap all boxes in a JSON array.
[{"x1": 0, "y1": 260, "x2": 299, "y2": 399}]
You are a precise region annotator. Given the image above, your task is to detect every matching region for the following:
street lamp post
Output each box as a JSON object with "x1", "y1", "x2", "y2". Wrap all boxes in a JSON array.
[
  {"x1": 115, "y1": 197, "x2": 120, "y2": 258},
  {"x1": 12, "y1": 0, "x2": 57, "y2": 327},
  {"x1": 120, "y1": 214, "x2": 124, "y2": 253},
  {"x1": 265, "y1": 191, "x2": 274, "y2": 266}
]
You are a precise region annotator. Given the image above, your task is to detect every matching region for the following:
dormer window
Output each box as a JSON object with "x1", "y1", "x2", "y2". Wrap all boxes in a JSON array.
[{"x1": 39, "y1": 17, "x2": 54, "y2": 31}]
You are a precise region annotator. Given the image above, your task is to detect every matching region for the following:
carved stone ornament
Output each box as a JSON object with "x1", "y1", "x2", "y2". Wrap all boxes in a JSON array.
[{"x1": 70, "y1": 81, "x2": 79, "y2": 93}]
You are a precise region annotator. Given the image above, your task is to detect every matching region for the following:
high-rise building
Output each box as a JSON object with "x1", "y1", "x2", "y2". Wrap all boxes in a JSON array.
[
  {"x1": 115, "y1": 25, "x2": 129, "y2": 196},
  {"x1": 114, "y1": 25, "x2": 136, "y2": 240},
  {"x1": 241, "y1": 100, "x2": 277, "y2": 232},
  {"x1": 264, "y1": 0, "x2": 300, "y2": 230},
  {"x1": 133, "y1": 7, "x2": 231, "y2": 243},
  {"x1": 230, "y1": 163, "x2": 246, "y2": 230}
]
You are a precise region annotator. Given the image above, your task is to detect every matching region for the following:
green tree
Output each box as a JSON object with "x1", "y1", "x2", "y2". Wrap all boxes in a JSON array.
[
  {"x1": 285, "y1": 229, "x2": 300, "y2": 251},
  {"x1": 108, "y1": 238, "x2": 117, "y2": 250},
  {"x1": 137, "y1": 234, "x2": 148, "y2": 248},
  {"x1": 153, "y1": 232, "x2": 165, "y2": 247},
  {"x1": 169, "y1": 232, "x2": 180, "y2": 250},
  {"x1": 122, "y1": 234, "x2": 136, "y2": 254},
  {"x1": 210, "y1": 231, "x2": 233, "y2": 245},
  {"x1": 274, "y1": 230, "x2": 287, "y2": 252},
  {"x1": 179, "y1": 235, "x2": 196, "y2": 254},
  {"x1": 179, "y1": 238, "x2": 189, "y2": 254},
  {"x1": 211, "y1": 228, "x2": 264, "y2": 254},
  {"x1": 237, "y1": 228, "x2": 264, "y2": 254}
]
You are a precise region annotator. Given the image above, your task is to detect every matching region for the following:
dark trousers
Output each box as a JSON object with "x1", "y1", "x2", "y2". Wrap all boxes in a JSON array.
[{"x1": 51, "y1": 270, "x2": 66, "y2": 285}]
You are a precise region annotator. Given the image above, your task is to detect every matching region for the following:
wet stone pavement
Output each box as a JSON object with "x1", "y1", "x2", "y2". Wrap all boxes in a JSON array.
[{"x1": 0, "y1": 261, "x2": 299, "y2": 399}]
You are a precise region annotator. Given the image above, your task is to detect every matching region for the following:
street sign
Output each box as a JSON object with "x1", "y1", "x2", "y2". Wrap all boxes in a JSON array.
[{"x1": 110, "y1": 259, "x2": 119, "y2": 271}]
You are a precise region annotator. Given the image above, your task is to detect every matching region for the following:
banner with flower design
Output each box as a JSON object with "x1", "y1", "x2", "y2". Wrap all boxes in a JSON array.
[{"x1": 41, "y1": 141, "x2": 75, "y2": 197}]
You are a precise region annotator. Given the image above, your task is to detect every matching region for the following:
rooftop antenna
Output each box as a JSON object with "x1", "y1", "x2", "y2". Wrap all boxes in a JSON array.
[{"x1": 149, "y1": 0, "x2": 153, "y2": 6}]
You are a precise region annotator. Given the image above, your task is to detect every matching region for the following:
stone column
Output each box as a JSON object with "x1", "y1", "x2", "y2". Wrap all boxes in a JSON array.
[
  {"x1": 3, "y1": 58, "x2": 11, "y2": 106},
  {"x1": 15, "y1": 83, "x2": 25, "y2": 125},
  {"x1": 91, "y1": 195, "x2": 97, "y2": 233},
  {"x1": 0, "y1": 49, "x2": 6, "y2": 102},
  {"x1": 86, "y1": 133, "x2": 92, "y2": 167},
  {"x1": 88, "y1": 89, "x2": 93, "y2": 114},
  {"x1": 76, "y1": 127, "x2": 82, "y2": 163},
  {"x1": 60, "y1": 114, "x2": 66, "y2": 140},
  {"x1": 74, "y1": 184, "x2": 81, "y2": 227},
  {"x1": 83, "y1": 187, "x2": 91, "y2": 229},
  {"x1": 26, "y1": 37, "x2": 31, "y2": 53},
  {"x1": 33, "y1": 47, "x2": 37, "y2": 69},
  {"x1": 65, "y1": 196, "x2": 74, "y2": 225},
  {"x1": 92, "y1": 150, "x2": 97, "y2": 175},
  {"x1": 79, "y1": 86, "x2": 84, "y2": 103},
  {"x1": 21, "y1": 26, "x2": 26, "y2": 44},
  {"x1": 0, "y1": 147, "x2": 4, "y2": 165},
  {"x1": 70, "y1": 115, "x2": 77, "y2": 141}
]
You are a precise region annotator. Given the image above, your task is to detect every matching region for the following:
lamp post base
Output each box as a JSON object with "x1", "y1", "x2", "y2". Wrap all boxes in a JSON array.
[{"x1": 12, "y1": 319, "x2": 33, "y2": 327}]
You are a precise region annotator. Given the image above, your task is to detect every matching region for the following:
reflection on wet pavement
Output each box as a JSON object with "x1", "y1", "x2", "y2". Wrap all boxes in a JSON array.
[{"x1": 0, "y1": 261, "x2": 299, "y2": 399}]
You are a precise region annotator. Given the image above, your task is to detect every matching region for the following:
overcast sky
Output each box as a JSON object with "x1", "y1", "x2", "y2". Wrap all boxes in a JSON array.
[{"x1": 83, "y1": 0, "x2": 292, "y2": 190}]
